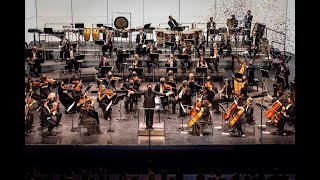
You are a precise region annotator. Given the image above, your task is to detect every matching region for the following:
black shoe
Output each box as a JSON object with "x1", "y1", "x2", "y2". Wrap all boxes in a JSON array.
[
  {"x1": 145, "y1": 127, "x2": 149, "y2": 130},
  {"x1": 150, "y1": 127, "x2": 154, "y2": 130},
  {"x1": 229, "y1": 130, "x2": 236, "y2": 133}
]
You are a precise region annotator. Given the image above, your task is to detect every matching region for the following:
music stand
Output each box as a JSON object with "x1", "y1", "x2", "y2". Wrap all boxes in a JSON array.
[
  {"x1": 178, "y1": 102, "x2": 188, "y2": 133},
  {"x1": 129, "y1": 67, "x2": 143, "y2": 77},
  {"x1": 196, "y1": 67, "x2": 207, "y2": 85},
  {"x1": 173, "y1": 26, "x2": 184, "y2": 32},
  {"x1": 75, "y1": 23, "x2": 84, "y2": 29},
  {"x1": 166, "y1": 67, "x2": 178, "y2": 73},
  {"x1": 145, "y1": 40, "x2": 154, "y2": 44},
  {"x1": 101, "y1": 66, "x2": 113, "y2": 76},
  {"x1": 115, "y1": 94, "x2": 127, "y2": 121},
  {"x1": 258, "y1": 69, "x2": 270, "y2": 142},
  {"x1": 97, "y1": 24, "x2": 103, "y2": 27}
]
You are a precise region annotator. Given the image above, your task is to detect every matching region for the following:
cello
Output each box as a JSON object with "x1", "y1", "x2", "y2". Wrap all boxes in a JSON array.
[
  {"x1": 229, "y1": 107, "x2": 244, "y2": 127},
  {"x1": 190, "y1": 94, "x2": 203, "y2": 117},
  {"x1": 223, "y1": 100, "x2": 238, "y2": 120},
  {"x1": 188, "y1": 108, "x2": 204, "y2": 128}
]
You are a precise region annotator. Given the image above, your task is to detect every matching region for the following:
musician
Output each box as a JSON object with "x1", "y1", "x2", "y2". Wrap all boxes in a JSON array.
[
  {"x1": 227, "y1": 15, "x2": 239, "y2": 43},
  {"x1": 136, "y1": 30, "x2": 146, "y2": 56},
  {"x1": 247, "y1": 60, "x2": 256, "y2": 85},
  {"x1": 129, "y1": 71, "x2": 141, "y2": 90},
  {"x1": 102, "y1": 32, "x2": 113, "y2": 57},
  {"x1": 78, "y1": 93, "x2": 100, "y2": 125},
  {"x1": 244, "y1": 10, "x2": 253, "y2": 38},
  {"x1": 209, "y1": 43, "x2": 220, "y2": 73},
  {"x1": 279, "y1": 61, "x2": 290, "y2": 88},
  {"x1": 124, "y1": 82, "x2": 136, "y2": 114},
  {"x1": 58, "y1": 81, "x2": 75, "y2": 114},
  {"x1": 197, "y1": 55, "x2": 208, "y2": 68},
  {"x1": 40, "y1": 99, "x2": 59, "y2": 132},
  {"x1": 195, "y1": 31, "x2": 205, "y2": 57},
  {"x1": 47, "y1": 92, "x2": 62, "y2": 127},
  {"x1": 204, "y1": 76, "x2": 216, "y2": 110},
  {"x1": 176, "y1": 80, "x2": 192, "y2": 117},
  {"x1": 116, "y1": 47, "x2": 124, "y2": 72},
  {"x1": 65, "y1": 45, "x2": 77, "y2": 72},
  {"x1": 166, "y1": 70, "x2": 177, "y2": 83},
  {"x1": 207, "y1": 17, "x2": 216, "y2": 42},
  {"x1": 220, "y1": 32, "x2": 231, "y2": 57},
  {"x1": 133, "y1": 84, "x2": 173, "y2": 129},
  {"x1": 248, "y1": 31, "x2": 259, "y2": 59},
  {"x1": 276, "y1": 97, "x2": 295, "y2": 135},
  {"x1": 39, "y1": 75, "x2": 53, "y2": 99},
  {"x1": 168, "y1": 15, "x2": 179, "y2": 30},
  {"x1": 98, "y1": 85, "x2": 116, "y2": 120},
  {"x1": 147, "y1": 46, "x2": 158, "y2": 73},
  {"x1": 79, "y1": 99, "x2": 102, "y2": 135},
  {"x1": 59, "y1": 36, "x2": 69, "y2": 61},
  {"x1": 191, "y1": 100, "x2": 211, "y2": 136},
  {"x1": 27, "y1": 46, "x2": 42, "y2": 77},
  {"x1": 25, "y1": 97, "x2": 35, "y2": 134},
  {"x1": 154, "y1": 77, "x2": 176, "y2": 113},
  {"x1": 165, "y1": 54, "x2": 177, "y2": 68},
  {"x1": 133, "y1": 53, "x2": 142, "y2": 68},
  {"x1": 212, "y1": 79, "x2": 232, "y2": 113},
  {"x1": 71, "y1": 76, "x2": 82, "y2": 106},
  {"x1": 179, "y1": 43, "x2": 193, "y2": 72},
  {"x1": 98, "y1": 56, "x2": 110, "y2": 76},
  {"x1": 229, "y1": 97, "x2": 254, "y2": 137}
]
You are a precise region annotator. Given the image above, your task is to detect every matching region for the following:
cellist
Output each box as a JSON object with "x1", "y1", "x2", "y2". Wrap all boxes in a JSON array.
[{"x1": 190, "y1": 100, "x2": 211, "y2": 136}]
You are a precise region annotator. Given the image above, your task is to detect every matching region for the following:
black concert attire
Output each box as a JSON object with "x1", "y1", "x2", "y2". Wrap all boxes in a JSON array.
[
  {"x1": 220, "y1": 35, "x2": 231, "y2": 57},
  {"x1": 249, "y1": 35, "x2": 260, "y2": 59},
  {"x1": 209, "y1": 48, "x2": 219, "y2": 73},
  {"x1": 116, "y1": 49, "x2": 124, "y2": 72},
  {"x1": 247, "y1": 63, "x2": 255, "y2": 85},
  {"x1": 212, "y1": 83, "x2": 233, "y2": 113},
  {"x1": 98, "y1": 90, "x2": 116, "y2": 120},
  {"x1": 58, "y1": 85, "x2": 75, "y2": 113},
  {"x1": 168, "y1": 18, "x2": 179, "y2": 30},
  {"x1": 231, "y1": 102, "x2": 253, "y2": 136},
  {"x1": 47, "y1": 99, "x2": 62, "y2": 126},
  {"x1": 79, "y1": 105, "x2": 102, "y2": 135},
  {"x1": 204, "y1": 81, "x2": 216, "y2": 110},
  {"x1": 102, "y1": 38, "x2": 113, "y2": 56},
  {"x1": 244, "y1": 14, "x2": 253, "y2": 38},
  {"x1": 59, "y1": 38, "x2": 69, "y2": 61},
  {"x1": 147, "y1": 49, "x2": 158, "y2": 72},
  {"x1": 228, "y1": 17, "x2": 239, "y2": 43},
  {"x1": 136, "y1": 33, "x2": 146, "y2": 56},
  {"x1": 177, "y1": 85, "x2": 192, "y2": 116},
  {"x1": 65, "y1": 48, "x2": 79, "y2": 72},
  {"x1": 39, "y1": 81, "x2": 52, "y2": 99},
  {"x1": 25, "y1": 104, "x2": 34, "y2": 133},
  {"x1": 97, "y1": 61, "x2": 110, "y2": 87},
  {"x1": 154, "y1": 83, "x2": 176, "y2": 113},
  {"x1": 27, "y1": 50, "x2": 42, "y2": 76},
  {"x1": 124, "y1": 84, "x2": 136, "y2": 113},
  {"x1": 165, "y1": 58, "x2": 177, "y2": 68},
  {"x1": 191, "y1": 105, "x2": 211, "y2": 136},
  {"x1": 40, "y1": 105, "x2": 58, "y2": 131},
  {"x1": 207, "y1": 20, "x2": 216, "y2": 43},
  {"x1": 276, "y1": 103, "x2": 295, "y2": 134},
  {"x1": 179, "y1": 47, "x2": 193, "y2": 71},
  {"x1": 194, "y1": 34, "x2": 205, "y2": 57},
  {"x1": 72, "y1": 88, "x2": 82, "y2": 110},
  {"x1": 134, "y1": 90, "x2": 168, "y2": 129}
]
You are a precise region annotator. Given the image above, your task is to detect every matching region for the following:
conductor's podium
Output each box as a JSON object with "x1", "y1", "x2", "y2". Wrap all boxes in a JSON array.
[{"x1": 138, "y1": 122, "x2": 164, "y2": 136}]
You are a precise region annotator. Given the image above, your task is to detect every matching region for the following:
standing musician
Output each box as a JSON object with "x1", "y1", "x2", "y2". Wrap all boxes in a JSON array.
[
  {"x1": 176, "y1": 80, "x2": 193, "y2": 117},
  {"x1": 154, "y1": 77, "x2": 177, "y2": 113},
  {"x1": 190, "y1": 100, "x2": 211, "y2": 136},
  {"x1": 212, "y1": 79, "x2": 233, "y2": 114},
  {"x1": 58, "y1": 81, "x2": 75, "y2": 113},
  {"x1": 132, "y1": 84, "x2": 173, "y2": 129},
  {"x1": 248, "y1": 31, "x2": 259, "y2": 59},
  {"x1": 165, "y1": 54, "x2": 177, "y2": 68},
  {"x1": 27, "y1": 46, "x2": 42, "y2": 77},
  {"x1": 136, "y1": 30, "x2": 146, "y2": 56},
  {"x1": 65, "y1": 45, "x2": 78, "y2": 73},
  {"x1": 40, "y1": 99, "x2": 59, "y2": 132},
  {"x1": 244, "y1": 10, "x2": 253, "y2": 39},
  {"x1": 102, "y1": 29, "x2": 113, "y2": 57},
  {"x1": 209, "y1": 43, "x2": 220, "y2": 73},
  {"x1": 168, "y1": 15, "x2": 179, "y2": 30},
  {"x1": 59, "y1": 36, "x2": 69, "y2": 61},
  {"x1": 207, "y1": 17, "x2": 216, "y2": 43},
  {"x1": 227, "y1": 15, "x2": 239, "y2": 43},
  {"x1": 47, "y1": 92, "x2": 62, "y2": 127},
  {"x1": 98, "y1": 85, "x2": 116, "y2": 120},
  {"x1": 195, "y1": 31, "x2": 205, "y2": 57},
  {"x1": 124, "y1": 81, "x2": 136, "y2": 114},
  {"x1": 116, "y1": 47, "x2": 124, "y2": 73},
  {"x1": 229, "y1": 97, "x2": 253, "y2": 137},
  {"x1": 274, "y1": 97, "x2": 295, "y2": 135}
]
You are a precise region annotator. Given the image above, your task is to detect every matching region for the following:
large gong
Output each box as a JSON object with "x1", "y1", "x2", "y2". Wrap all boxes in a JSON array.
[{"x1": 114, "y1": 16, "x2": 129, "y2": 29}]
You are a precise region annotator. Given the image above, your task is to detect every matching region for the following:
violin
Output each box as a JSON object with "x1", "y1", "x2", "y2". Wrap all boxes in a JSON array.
[
  {"x1": 104, "y1": 89, "x2": 116, "y2": 99},
  {"x1": 74, "y1": 80, "x2": 82, "y2": 91},
  {"x1": 50, "y1": 101, "x2": 60, "y2": 112},
  {"x1": 131, "y1": 76, "x2": 140, "y2": 81},
  {"x1": 162, "y1": 83, "x2": 172, "y2": 90}
]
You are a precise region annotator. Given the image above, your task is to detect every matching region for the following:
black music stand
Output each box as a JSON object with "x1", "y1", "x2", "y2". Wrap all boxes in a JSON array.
[
  {"x1": 129, "y1": 67, "x2": 143, "y2": 77},
  {"x1": 185, "y1": 39, "x2": 194, "y2": 45},
  {"x1": 145, "y1": 39, "x2": 154, "y2": 45},
  {"x1": 173, "y1": 26, "x2": 184, "y2": 32},
  {"x1": 115, "y1": 94, "x2": 127, "y2": 121},
  {"x1": 75, "y1": 23, "x2": 84, "y2": 29},
  {"x1": 178, "y1": 102, "x2": 188, "y2": 133},
  {"x1": 259, "y1": 69, "x2": 270, "y2": 142},
  {"x1": 165, "y1": 42, "x2": 175, "y2": 52},
  {"x1": 166, "y1": 67, "x2": 178, "y2": 73},
  {"x1": 196, "y1": 67, "x2": 207, "y2": 85},
  {"x1": 97, "y1": 24, "x2": 103, "y2": 27},
  {"x1": 101, "y1": 66, "x2": 113, "y2": 76}
]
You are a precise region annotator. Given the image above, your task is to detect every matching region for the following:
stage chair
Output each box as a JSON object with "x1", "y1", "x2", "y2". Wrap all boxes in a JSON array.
[{"x1": 242, "y1": 116, "x2": 255, "y2": 135}]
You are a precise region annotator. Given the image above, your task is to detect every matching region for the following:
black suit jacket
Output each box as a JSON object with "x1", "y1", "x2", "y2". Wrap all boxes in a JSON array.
[
  {"x1": 27, "y1": 51, "x2": 42, "y2": 59},
  {"x1": 249, "y1": 36, "x2": 260, "y2": 47},
  {"x1": 135, "y1": 90, "x2": 167, "y2": 108},
  {"x1": 65, "y1": 50, "x2": 76, "y2": 59},
  {"x1": 136, "y1": 34, "x2": 146, "y2": 44},
  {"x1": 168, "y1": 19, "x2": 179, "y2": 29}
]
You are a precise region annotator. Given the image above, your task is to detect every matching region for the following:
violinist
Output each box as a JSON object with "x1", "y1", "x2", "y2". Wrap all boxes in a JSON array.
[
  {"x1": 98, "y1": 56, "x2": 110, "y2": 77},
  {"x1": 124, "y1": 81, "x2": 136, "y2": 114},
  {"x1": 229, "y1": 97, "x2": 253, "y2": 137},
  {"x1": 39, "y1": 75, "x2": 54, "y2": 99},
  {"x1": 47, "y1": 92, "x2": 62, "y2": 127},
  {"x1": 154, "y1": 77, "x2": 176, "y2": 114},
  {"x1": 165, "y1": 54, "x2": 177, "y2": 68},
  {"x1": 129, "y1": 71, "x2": 141, "y2": 91},
  {"x1": 187, "y1": 73, "x2": 195, "y2": 95},
  {"x1": 190, "y1": 100, "x2": 211, "y2": 136},
  {"x1": 40, "y1": 99, "x2": 59, "y2": 132},
  {"x1": 78, "y1": 93, "x2": 100, "y2": 125},
  {"x1": 58, "y1": 81, "x2": 75, "y2": 113},
  {"x1": 274, "y1": 97, "x2": 295, "y2": 136},
  {"x1": 98, "y1": 85, "x2": 116, "y2": 120},
  {"x1": 176, "y1": 80, "x2": 192, "y2": 117},
  {"x1": 71, "y1": 76, "x2": 82, "y2": 106}
]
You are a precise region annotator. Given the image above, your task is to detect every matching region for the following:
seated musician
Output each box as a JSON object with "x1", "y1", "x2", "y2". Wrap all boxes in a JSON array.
[
  {"x1": 99, "y1": 56, "x2": 110, "y2": 75},
  {"x1": 136, "y1": 30, "x2": 146, "y2": 56},
  {"x1": 39, "y1": 75, "x2": 54, "y2": 99},
  {"x1": 26, "y1": 76, "x2": 42, "y2": 102},
  {"x1": 273, "y1": 97, "x2": 295, "y2": 136},
  {"x1": 166, "y1": 70, "x2": 177, "y2": 83},
  {"x1": 168, "y1": 15, "x2": 179, "y2": 30},
  {"x1": 65, "y1": 45, "x2": 78, "y2": 72},
  {"x1": 248, "y1": 31, "x2": 260, "y2": 59},
  {"x1": 197, "y1": 55, "x2": 208, "y2": 68},
  {"x1": 195, "y1": 32, "x2": 205, "y2": 57},
  {"x1": 229, "y1": 97, "x2": 254, "y2": 137},
  {"x1": 79, "y1": 98, "x2": 102, "y2": 135},
  {"x1": 58, "y1": 81, "x2": 76, "y2": 114},
  {"x1": 190, "y1": 100, "x2": 211, "y2": 136},
  {"x1": 98, "y1": 85, "x2": 116, "y2": 120},
  {"x1": 39, "y1": 99, "x2": 59, "y2": 132},
  {"x1": 165, "y1": 54, "x2": 177, "y2": 68},
  {"x1": 133, "y1": 53, "x2": 142, "y2": 68},
  {"x1": 71, "y1": 76, "x2": 82, "y2": 106},
  {"x1": 247, "y1": 60, "x2": 256, "y2": 85},
  {"x1": 187, "y1": 73, "x2": 196, "y2": 95},
  {"x1": 26, "y1": 46, "x2": 42, "y2": 77},
  {"x1": 116, "y1": 47, "x2": 124, "y2": 73},
  {"x1": 77, "y1": 93, "x2": 100, "y2": 125},
  {"x1": 59, "y1": 36, "x2": 69, "y2": 61},
  {"x1": 209, "y1": 43, "x2": 220, "y2": 73},
  {"x1": 204, "y1": 76, "x2": 216, "y2": 110},
  {"x1": 179, "y1": 43, "x2": 193, "y2": 72},
  {"x1": 220, "y1": 32, "x2": 231, "y2": 57},
  {"x1": 196, "y1": 56, "x2": 208, "y2": 85},
  {"x1": 102, "y1": 30, "x2": 113, "y2": 57},
  {"x1": 212, "y1": 79, "x2": 233, "y2": 114},
  {"x1": 227, "y1": 15, "x2": 239, "y2": 43},
  {"x1": 47, "y1": 92, "x2": 62, "y2": 127},
  {"x1": 154, "y1": 77, "x2": 176, "y2": 113},
  {"x1": 176, "y1": 80, "x2": 192, "y2": 117},
  {"x1": 25, "y1": 96, "x2": 36, "y2": 134},
  {"x1": 129, "y1": 71, "x2": 141, "y2": 90}
]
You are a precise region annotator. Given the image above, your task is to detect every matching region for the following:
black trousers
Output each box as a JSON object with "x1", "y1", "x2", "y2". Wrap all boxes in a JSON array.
[
  {"x1": 249, "y1": 48, "x2": 258, "y2": 58},
  {"x1": 277, "y1": 116, "x2": 289, "y2": 133},
  {"x1": 102, "y1": 45, "x2": 113, "y2": 56},
  {"x1": 145, "y1": 109, "x2": 154, "y2": 128},
  {"x1": 125, "y1": 97, "x2": 134, "y2": 113},
  {"x1": 100, "y1": 102, "x2": 112, "y2": 119},
  {"x1": 88, "y1": 109, "x2": 100, "y2": 125}
]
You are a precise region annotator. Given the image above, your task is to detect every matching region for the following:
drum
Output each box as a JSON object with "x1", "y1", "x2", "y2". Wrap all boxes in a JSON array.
[
  {"x1": 83, "y1": 28, "x2": 91, "y2": 41},
  {"x1": 92, "y1": 27, "x2": 100, "y2": 41}
]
